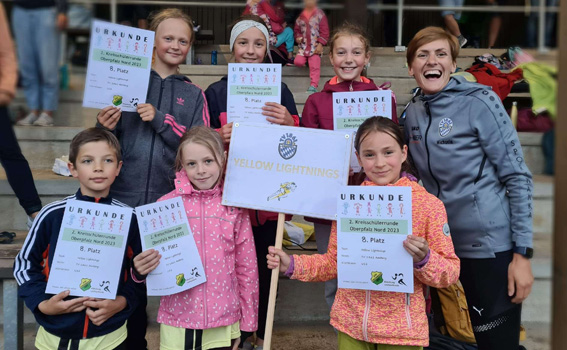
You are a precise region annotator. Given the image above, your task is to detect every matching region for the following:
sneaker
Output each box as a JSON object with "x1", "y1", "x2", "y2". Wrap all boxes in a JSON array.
[
  {"x1": 306, "y1": 86, "x2": 318, "y2": 94},
  {"x1": 241, "y1": 341, "x2": 254, "y2": 350},
  {"x1": 52, "y1": 155, "x2": 72, "y2": 176},
  {"x1": 16, "y1": 112, "x2": 39, "y2": 126},
  {"x1": 458, "y1": 35, "x2": 468, "y2": 48},
  {"x1": 33, "y1": 112, "x2": 54, "y2": 126}
]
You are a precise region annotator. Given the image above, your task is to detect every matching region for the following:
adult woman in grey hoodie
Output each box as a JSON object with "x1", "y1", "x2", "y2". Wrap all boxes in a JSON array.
[{"x1": 403, "y1": 27, "x2": 533, "y2": 350}]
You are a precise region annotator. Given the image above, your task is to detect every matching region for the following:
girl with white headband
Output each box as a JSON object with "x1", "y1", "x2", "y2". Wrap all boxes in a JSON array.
[{"x1": 205, "y1": 14, "x2": 299, "y2": 350}]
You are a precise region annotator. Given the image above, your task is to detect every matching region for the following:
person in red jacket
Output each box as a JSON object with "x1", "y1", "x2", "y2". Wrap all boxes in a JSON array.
[
  {"x1": 293, "y1": 0, "x2": 329, "y2": 93},
  {"x1": 300, "y1": 22, "x2": 398, "y2": 312}
]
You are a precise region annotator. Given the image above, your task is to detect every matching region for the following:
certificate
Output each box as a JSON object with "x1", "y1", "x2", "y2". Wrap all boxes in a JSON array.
[
  {"x1": 336, "y1": 186, "x2": 413, "y2": 293},
  {"x1": 332, "y1": 90, "x2": 392, "y2": 172},
  {"x1": 136, "y1": 197, "x2": 206, "y2": 296},
  {"x1": 83, "y1": 20, "x2": 155, "y2": 112},
  {"x1": 226, "y1": 63, "x2": 282, "y2": 124},
  {"x1": 46, "y1": 200, "x2": 133, "y2": 299}
]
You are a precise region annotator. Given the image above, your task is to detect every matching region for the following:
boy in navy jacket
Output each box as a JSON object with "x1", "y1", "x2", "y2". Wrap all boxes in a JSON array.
[{"x1": 13, "y1": 128, "x2": 143, "y2": 350}]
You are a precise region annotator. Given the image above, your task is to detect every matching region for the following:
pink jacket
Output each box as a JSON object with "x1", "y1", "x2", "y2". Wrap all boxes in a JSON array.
[
  {"x1": 291, "y1": 177, "x2": 460, "y2": 346},
  {"x1": 294, "y1": 8, "x2": 329, "y2": 57},
  {"x1": 156, "y1": 169, "x2": 259, "y2": 332}
]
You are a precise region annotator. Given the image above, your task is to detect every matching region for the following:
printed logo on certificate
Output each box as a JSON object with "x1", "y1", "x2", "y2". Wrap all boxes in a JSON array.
[
  {"x1": 332, "y1": 90, "x2": 392, "y2": 172},
  {"x1": 46, "y1": 200, "x2": 133, "y2": 299},
  {"x1": 83, "y1": 20, "x2": 155, "y2": 111},
  {"x1": 226, "y1": 63, "x2": 282, "y2": 124},
  {"x1": 336, "y1": 186, "x2": 413, "y2": 293},
  {"x1": 136, "y1": 197, "x2": 206, "y2": 296}
]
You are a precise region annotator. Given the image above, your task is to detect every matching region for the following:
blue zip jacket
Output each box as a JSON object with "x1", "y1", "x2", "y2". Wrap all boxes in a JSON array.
[
  {"x1": 404, "y1": 76, "x2": 533, "y2": 259},
  {"x1": 13, "y1": 190, "x2": 143, "y2": 340}
]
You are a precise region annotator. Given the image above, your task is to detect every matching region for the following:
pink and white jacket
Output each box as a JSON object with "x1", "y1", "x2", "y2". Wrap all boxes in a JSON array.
[
  {"x1": 155, "y1": 169, "x2": 259, "y2": 332},
  {"x1": 291, "y1": 177, "x2": 460, "y2": 346},
  {"x1": 294, "y1": 7, "x2": 329, "y2": 57}
]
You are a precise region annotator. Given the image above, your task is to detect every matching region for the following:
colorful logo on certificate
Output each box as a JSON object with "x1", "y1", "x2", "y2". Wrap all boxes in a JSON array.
[
  {"x1": 80, "y1": 278, "x2": 92, "y2": 291},
  {"x1": 439, "y1": 118, "x2": 453, "y2": 137},
  {"x1": 371, "y1": 271, "x2": 383, "y2": 285},
  {"x1": 176, "y1": 273, "x2": 186, "y2": 286},
  {"x1": 112, "y1": 95, "x2": 123, "y2": 106},
  {"x1": 278, "y1": 133, "x2": 297, "y2": 160}
]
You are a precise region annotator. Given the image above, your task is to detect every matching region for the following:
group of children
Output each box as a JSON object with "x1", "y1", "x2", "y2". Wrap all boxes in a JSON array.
[{"x1": 13, "y1": 4, "x2": 530, "y2": 350}]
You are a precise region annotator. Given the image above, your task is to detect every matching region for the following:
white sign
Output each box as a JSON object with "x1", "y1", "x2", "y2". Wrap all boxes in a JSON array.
[
  {"x1": 337, "y1": 186, "x2": 413, "y2": 293},
  {"x1": 226, "y1": 63, "x2": 282, "y2": 124},
  {"x1": 46, "y1": 200, "x2": 133, "y2": 298},
  {"x1": 223, "y1": 123, "x2": 351, "y2": 220},
  {"x1": 333, "y1": 90, "x2": 392, "y2": 172},
  {"x1": 83, "y1": 20, "x2": 155, "y2": 112},
  {"x1": 136, "y1": 197, "x2": 206, "y2": 296}
]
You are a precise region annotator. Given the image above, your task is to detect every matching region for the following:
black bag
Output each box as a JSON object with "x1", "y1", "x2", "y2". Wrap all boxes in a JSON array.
[{"x1": 426, "y1": 332, "x2": 478, "y2": 350}]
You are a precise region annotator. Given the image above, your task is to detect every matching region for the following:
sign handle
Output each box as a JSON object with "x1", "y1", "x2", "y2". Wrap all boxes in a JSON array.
[{"x1": 263, "y1": 212, "x2": 285, "y2": 350}]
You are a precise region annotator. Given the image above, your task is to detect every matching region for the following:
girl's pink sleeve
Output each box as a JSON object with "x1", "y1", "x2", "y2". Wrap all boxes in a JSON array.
[
  {"x1": 318, "y1": 13, "x2": 329, "y2": 45},
  {"x1": 299, "y1": 94, "x2": 319, "y2": 128},
  {"x1": 292, "y1": 222, "x2": 338, "y2": 282},
  {"x1": 413, "y1": 199, "x2": 460, "y2": 288},
  {"x1": 294, "y1": 18, "x2": 302, "y2": 40},
  {"x1": 234, "y1": 209, "x2": 259, "y2": 332}
]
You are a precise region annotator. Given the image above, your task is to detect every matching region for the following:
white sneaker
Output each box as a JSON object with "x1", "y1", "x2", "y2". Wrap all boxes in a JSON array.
[
  {"x1": 52, "y1": 156, "x2": 72, "y2": 176},
  {"x1": 16, "y1": 112, "x2": 39, "y2": 126},
  {"x1": 33, "y1": 112, "x2": 54, "y2": 126}
]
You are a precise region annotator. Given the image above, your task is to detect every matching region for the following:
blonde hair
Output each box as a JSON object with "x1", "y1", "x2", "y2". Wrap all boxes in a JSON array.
[
  {"x1": 148, "y1": 8, "x2": 195, "y2": 45},
  {"x1": 175, "y1": 126, "x2": 226, "y2": 176},
  {"x1": 328, "y1": 22, "x2": 371, "y2": 57},
  {"x1": 407, "y1": 26, "x2": 459, "y2": 67}
]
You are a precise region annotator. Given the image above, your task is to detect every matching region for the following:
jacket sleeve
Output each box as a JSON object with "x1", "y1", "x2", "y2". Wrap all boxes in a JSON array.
[
  {"x1": 234, "y1": 209, "x2": 259, "y2": 332},
  {"x1": 390, "y1": 90, "x2": 398, "y2": 124},
  {"x1": 281, "y1": 83, "x2": 299, "y2": 126},
  {"x1": 205, "y1": 85, "x2": 222, "y2": 129},
  {"x1": 413, "y1": 199, "x2": 460, "y2": 288},
  {"x1": 294, "y1": 18, "x2": 302, "y2": 41},
  {"x1": 299, "y1": 94, "x2": 319, "y2": 128},
  {"x1": 292, "y1": 222, "x2": 338, "y2": 282},
  {"x1": 150, "y1": 85, "x2": 210, "y2": 149},
  {"x1": 317, "y1": 13, "x2": 329, "y2": 45},
  {"x1": 14, "y1": 212, "x2": 54, "y2": 314},
  {"x1": 469, "y1": 91, "x2": 534, "y2": 248},
  {"x1": 116, "y1": 212, "x2": 143, "y2": 314},
  {"x1": 0, "y1": 3, "x2": 17, "y2": 99}
]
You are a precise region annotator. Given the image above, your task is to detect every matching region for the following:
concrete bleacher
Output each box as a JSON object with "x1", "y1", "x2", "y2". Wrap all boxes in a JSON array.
[{"x1": 0, "y1": 47, "x2": 556, "y2": 349}]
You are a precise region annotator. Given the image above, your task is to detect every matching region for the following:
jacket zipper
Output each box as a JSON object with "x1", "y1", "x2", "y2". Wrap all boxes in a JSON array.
[
  {"x1": 474, "y1": 155, "x2": 488, "y2": 184},
  {"x1": 349, "y1": 81, "x2": 354, "y2": 92},
  {"x1": 362, "y1": 290, "x2": 370, "y2": 341},
  {"x1": 200, "y1": 195, "x2": 208, "y2": 327},
  {"x1": 424, "y1": 102, "x2": 442, "y2": 197},
  {"x1": 82, "y1": 313, "x2": 89, "y2": 338},
  {"x1": 144, "y1": 78, "x2": 165, "y2": 203},
  {"x1": 405, "y1": 293, "x2": 412, "y2": 329}
]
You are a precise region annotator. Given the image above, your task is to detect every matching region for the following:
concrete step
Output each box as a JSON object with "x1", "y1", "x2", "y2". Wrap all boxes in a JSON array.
[{"x1": 193, "y1": 45, "x2": 558, "y2": 68}]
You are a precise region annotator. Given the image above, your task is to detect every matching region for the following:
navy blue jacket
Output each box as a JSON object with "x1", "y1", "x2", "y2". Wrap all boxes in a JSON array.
[{"x1": 13, "y1": 190, "x2": 143, "y2": 340}]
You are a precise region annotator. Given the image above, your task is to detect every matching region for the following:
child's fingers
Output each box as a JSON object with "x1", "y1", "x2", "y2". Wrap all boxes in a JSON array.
[{"x1": 52, "y1": 290, "x2": 71, "y2": 302}]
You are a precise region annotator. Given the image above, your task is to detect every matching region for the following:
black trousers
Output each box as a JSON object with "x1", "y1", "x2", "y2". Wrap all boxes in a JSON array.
[
  {"x1": 0, "y1": 106, "x2": 42, "y2": 215},
  {"x1": 460, "y1": 250, "x2": 523, "y2": 350}
]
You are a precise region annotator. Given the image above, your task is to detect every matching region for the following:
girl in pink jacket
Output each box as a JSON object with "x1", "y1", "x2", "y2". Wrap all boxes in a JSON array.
[
  {"x1": 133, "y1": 126, "x2": 259, "y2": 350},
  {"x1": 268, "y1": 117, "x2": 460, "y2": 349}
]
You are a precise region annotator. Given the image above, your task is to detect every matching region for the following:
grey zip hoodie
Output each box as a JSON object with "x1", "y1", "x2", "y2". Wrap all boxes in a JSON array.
[
  {"x1": 404, "y1": 75, "x2": 533, "y2": 259},
  {"x1": 99, "y1": 70, "x2": 209, "y2": 207}
]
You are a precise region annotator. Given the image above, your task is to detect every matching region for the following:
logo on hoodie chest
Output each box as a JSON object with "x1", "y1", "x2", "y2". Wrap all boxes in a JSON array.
[{"x1": 439, "y1": 118, "x2": 453, "y2": 137}]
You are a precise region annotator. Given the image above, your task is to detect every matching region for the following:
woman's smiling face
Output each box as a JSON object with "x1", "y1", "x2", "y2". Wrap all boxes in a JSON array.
[{"x1": 409, "y1": 39, "x2": 456, "y2": 95}]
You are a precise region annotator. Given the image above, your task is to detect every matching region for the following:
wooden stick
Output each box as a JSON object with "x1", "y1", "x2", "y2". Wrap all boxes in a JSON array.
[{"x1": 263, "y1": 213, "x2": 286, "y2": 350}]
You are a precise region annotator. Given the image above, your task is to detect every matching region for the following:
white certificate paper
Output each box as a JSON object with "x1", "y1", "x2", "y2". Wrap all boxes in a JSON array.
[
  {"x1": 136, "y1": 197, "x2": 206, "y2": 296},
  {"x1": 46, "y1": 200, "x2": 133, "y2": 299},
  {"x1": 226, "y1": 63, "x2": 282, "y2": 124},
  {"x1": 332, "y1": 90, "x2": 392, "y2": 172},
  {"x1": 83, "y1": 20, "x2": 155, "y2": 111},
  {"x1": 336, "y1": 186, "x2": 413, "y2": 293}
]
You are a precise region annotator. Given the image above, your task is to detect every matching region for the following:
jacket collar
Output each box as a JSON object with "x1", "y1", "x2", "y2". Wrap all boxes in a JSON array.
[
  {"x1": 361, "y1": 176, "x2": 414, "y2": 188},
  {"x1": 173, "y1": 169, "x2": 222, "y2": 198},
  {"x1": 74, "y1": 189, "x2": 113, "y2": 204}
]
